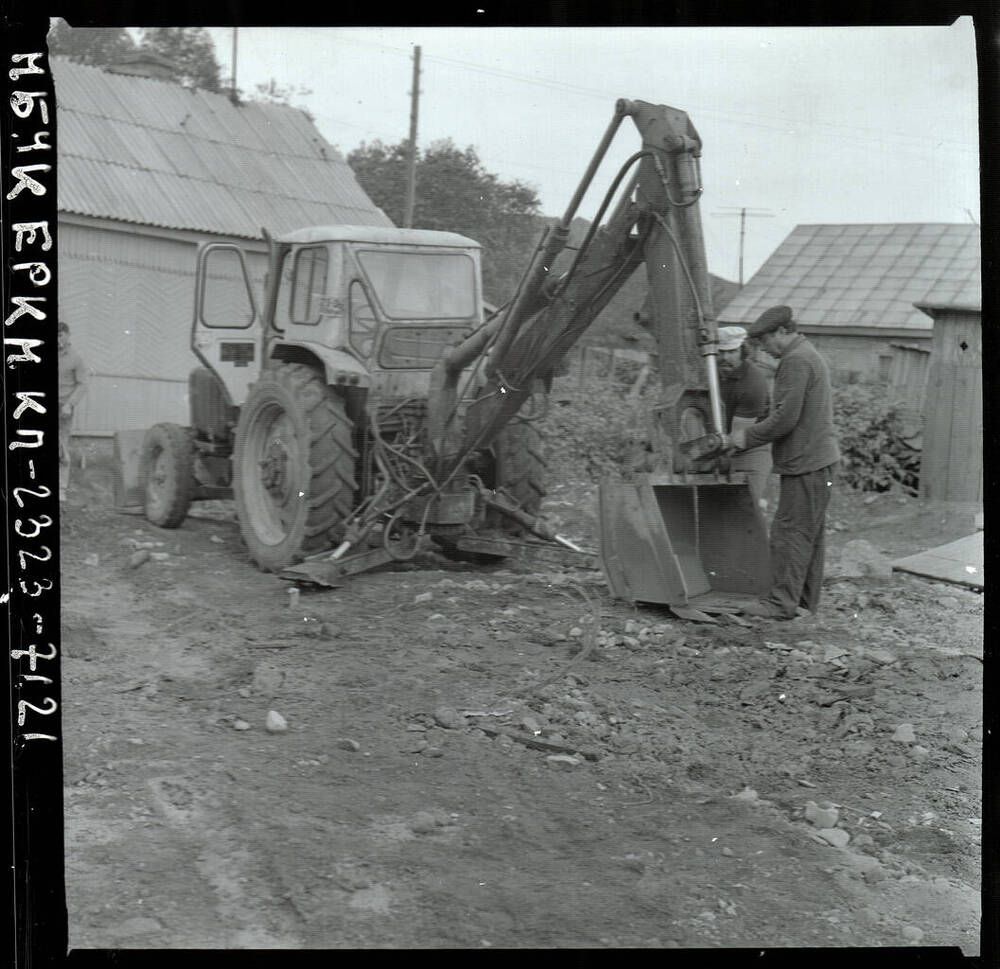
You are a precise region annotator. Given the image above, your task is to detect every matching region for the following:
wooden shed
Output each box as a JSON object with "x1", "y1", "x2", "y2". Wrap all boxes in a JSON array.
[
  {"x1": 914, "y1": 291, "x2": 982, "y2": 502},
  {"x1": 53, "y1": 56, "x2": 392, "y2": 437},
  {"x1": 887, "y1": 341, "x2": 931, "y2": 425}
]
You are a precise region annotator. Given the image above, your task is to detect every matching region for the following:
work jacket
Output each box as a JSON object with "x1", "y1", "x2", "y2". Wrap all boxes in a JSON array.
[
  {"x1": 721, "y1": 358, "x2": 772, "y2": 474},
  {"x1": 743, "y1": 335, "x2": 840, "y2": 476}
]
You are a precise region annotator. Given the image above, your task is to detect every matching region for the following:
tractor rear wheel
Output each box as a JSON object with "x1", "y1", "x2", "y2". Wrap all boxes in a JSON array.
[
  {"x1": 487, "y1": 417, "x2": 547, "y2": 534},
  {"x1": 142, "y1": 422, "x2": 195, "y2": 528},
  {"x1": 233, "y1": 363, "x2": 357, "y2": 572}
]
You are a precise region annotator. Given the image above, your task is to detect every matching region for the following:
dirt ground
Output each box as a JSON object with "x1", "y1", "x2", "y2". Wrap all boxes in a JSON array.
[{"x1": 60, "y1": 447, "x2": 983, "y2": 951}]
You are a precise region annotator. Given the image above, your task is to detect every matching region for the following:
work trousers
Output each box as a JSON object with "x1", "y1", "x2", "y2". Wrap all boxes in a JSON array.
[
  {"x1": 767, "y1": 463, "x2": 837, "y2": 617},
  {"x1": 743, "y1": 467, "x2": 771, "y2": 514},
  {"x1": 59, "y1": 411, "x2": 73, "y2": 500}
]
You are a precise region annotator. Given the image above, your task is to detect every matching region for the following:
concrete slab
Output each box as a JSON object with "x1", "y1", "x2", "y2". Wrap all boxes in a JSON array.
[{"x1": 892, "y1": 531, "x2": 984, "y2": 590}]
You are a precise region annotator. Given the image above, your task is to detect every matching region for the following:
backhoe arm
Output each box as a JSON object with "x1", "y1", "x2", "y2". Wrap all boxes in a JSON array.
[{"x1": 429, "y1": 98, "x2": 726, "y2": 481}]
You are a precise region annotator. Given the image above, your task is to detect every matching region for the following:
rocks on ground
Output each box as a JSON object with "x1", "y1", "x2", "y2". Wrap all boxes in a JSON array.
[
  {"x1": 433, "y1": 706, "x2": 466, "y2": 730},
  {"x1": 408, "y1": 809, "x2": 451, "y2": 835},
  {"x1": 804, "y1": 801, "x2": 840, "y2": 828},
  {"x1": 546, "y1": 754, "x2": 582, "y2": 770},
  {"x1": 815, "y1": 827, "x2": 850, "y2": 849},
  {"x1": 832, "y1": 539, "x2": 893, "y2": 583}
]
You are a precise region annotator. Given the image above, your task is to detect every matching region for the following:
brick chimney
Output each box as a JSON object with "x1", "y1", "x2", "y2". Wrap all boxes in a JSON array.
[{"x1": 105, "y1": 50, "x2": 181, "y2": 82}]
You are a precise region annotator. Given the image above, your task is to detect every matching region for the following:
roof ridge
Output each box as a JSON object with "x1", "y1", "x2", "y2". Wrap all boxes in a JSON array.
[
  {"x1": 52, "y1": 56, "x2": 323, "y2": 127},
  {"x1": 791, "y1": 221, "x2": 977, "y2": 229},
  {"x1": 52, "y1": 53, "x2": 193, "y2": 90}
]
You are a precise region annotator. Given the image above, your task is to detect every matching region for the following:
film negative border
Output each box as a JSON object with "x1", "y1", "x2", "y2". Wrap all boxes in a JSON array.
[{"x1": 3, "y1": 12, "x2": 68, "y2": 968}]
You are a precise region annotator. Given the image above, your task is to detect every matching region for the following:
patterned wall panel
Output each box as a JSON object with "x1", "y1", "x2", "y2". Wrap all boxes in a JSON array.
[
  {"x1": 72, "y1": 374, "x2": 189, "y2": 437},
  {"x1": 60, "y1": 221, "x2": 268, "y2": 435}
]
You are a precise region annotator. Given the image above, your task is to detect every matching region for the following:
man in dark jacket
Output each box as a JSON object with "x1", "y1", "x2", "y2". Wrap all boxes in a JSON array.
[{"x1": 729, "y1": 306, "x2": 840, "y2": 619}]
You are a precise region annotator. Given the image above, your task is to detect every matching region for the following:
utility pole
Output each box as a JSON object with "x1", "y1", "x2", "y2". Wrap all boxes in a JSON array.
[
  {"x1": 403, "y1": 45, "x2": 422, "y2": 229},
  {"x1": 711, "y1": 206, "x2": 774, "y2": 286},
  {"x1": 230, "y1": 27, "x2": 238, "y2": 104}
]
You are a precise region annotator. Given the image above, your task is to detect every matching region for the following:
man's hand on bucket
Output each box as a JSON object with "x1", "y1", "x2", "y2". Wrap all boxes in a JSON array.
[{"x1": 727, "y1": 427, "x2": 747, "y2": 451}]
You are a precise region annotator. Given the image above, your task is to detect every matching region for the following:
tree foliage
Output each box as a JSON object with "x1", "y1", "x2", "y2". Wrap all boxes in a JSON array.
[
  {"x1": 347, "y1": 138, "x2": 542, "y2": 305},
  {"x1": 832, "y1": 383, "x2": 921, "y2": 493},
  {"x1": 48, "y1": 20, "x2": 222, "y2": 92},
  {"x1": 249, "y1": 79, "x2": 315, "y2": 120},
  {"x1": 48, "y1": 20, "x2": 135, "y2": 66},
  {"x1": 137, "y1": 27, "x2": 222, "y2": 93},
  {"x1": 544, "y1": 375, "x2": 657, "y2": 483}
]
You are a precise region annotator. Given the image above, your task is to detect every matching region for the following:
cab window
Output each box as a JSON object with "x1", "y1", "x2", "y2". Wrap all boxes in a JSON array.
[
  {"x1": 199, "y1": 247, "x2": 256, "y2": 329},
  {"x1": 271, "y1": 250, "x2": 291, "y2": 332},
  {"x1": 348, "y1": 281, "x2": 377, "y2": 358},
  {"x1": 357, "y1": 250, "x2": 476, "y2": 319},
  {"x1": 290, "y1": 246, "x2": 329, "y2": 325}
]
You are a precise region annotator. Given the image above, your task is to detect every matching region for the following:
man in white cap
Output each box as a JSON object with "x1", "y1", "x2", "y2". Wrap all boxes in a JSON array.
[{"x1": 716, "y1": 324, "x2": 772, "y2": 511}]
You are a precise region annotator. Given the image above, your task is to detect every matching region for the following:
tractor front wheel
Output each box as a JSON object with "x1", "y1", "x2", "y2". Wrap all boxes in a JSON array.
[
  {"x1": 142, "y1": 422, "x2": 195, "y2": 528},
  {"x1": 233, "y1": 363, "x2": 357, "y2": 572}
]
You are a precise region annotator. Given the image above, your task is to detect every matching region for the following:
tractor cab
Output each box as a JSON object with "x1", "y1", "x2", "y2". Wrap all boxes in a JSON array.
[{"x1": 192, "y1": 225, "x2": 485, "y2": 411}]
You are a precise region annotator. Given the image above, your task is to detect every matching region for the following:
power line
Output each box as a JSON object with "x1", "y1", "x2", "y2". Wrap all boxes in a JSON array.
[
  {"x1": 711, "y1": 208, "x2": 775, "y2": 285},
  {"x1": 312, "y1": 104, "x2": 974, "y2": 188},
  {"x1": 218, "y1": 29, "x2": 977, "y2": 158},
  {"x1": 272, "y1": 33, "x2": 978, "y2": 176},
  {"x1": 324, "y1": 33, "x2": 977, "y2": 154},
  {"x1": 273, "y1": 35, "x2": 977, "y2": 217}
]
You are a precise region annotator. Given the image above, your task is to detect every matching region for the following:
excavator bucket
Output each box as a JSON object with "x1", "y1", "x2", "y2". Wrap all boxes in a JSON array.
[{"x1": 598, "y1": 473, "x2": 771, "y2": 607}]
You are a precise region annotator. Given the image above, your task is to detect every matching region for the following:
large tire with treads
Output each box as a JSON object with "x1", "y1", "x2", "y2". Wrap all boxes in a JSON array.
[
  {"x1": 142, "y1": 422, "x2": 195, "y2": 528},
  {"x1": 487, "y1": 417, "x2": 547, "y2": 534},
  {"x1": 233, "y1": 362, "x2": 357, "y2": 572}
]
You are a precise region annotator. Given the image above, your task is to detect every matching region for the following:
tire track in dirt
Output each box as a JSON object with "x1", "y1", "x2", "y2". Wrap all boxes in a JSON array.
[{"x1": 145, "y1": 775, "x2": 305, "y2": 947}]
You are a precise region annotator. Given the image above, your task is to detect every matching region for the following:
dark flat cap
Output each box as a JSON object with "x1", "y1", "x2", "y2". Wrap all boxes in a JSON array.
[{"x1": 747, "y1": 305, "x2": 793, "y2": 337}]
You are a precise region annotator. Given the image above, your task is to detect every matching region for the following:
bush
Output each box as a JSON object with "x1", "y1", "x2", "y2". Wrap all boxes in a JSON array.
[
  {"x1": 544, "y1": 375, "x2": 656, "y2": 483},
  {"x1": 832, "y1": 383, "x2": 921, "y2": 493},
  {"x1": 540, "y1": 375, "x2": 922, "y2": 496}
]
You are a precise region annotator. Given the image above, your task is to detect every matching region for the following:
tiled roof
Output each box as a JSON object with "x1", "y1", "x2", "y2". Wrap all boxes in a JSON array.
[
  {"x1": 914, "y1": 273, "x2": 982, "y2": 314},
  {"x1": 53, "y1": 57, "x2": 392, "y2": 239},
  {"x1": 718, "y1": 223, "x2": 980, "y2": 331}
]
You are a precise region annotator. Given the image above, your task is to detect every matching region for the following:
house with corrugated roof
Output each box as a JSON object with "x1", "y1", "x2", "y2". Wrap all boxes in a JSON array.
[
  {"x1": 718, "y1": 223, "x2": 981, "y2": 385},
  {"x1": 53, "y1": 54, "x2": 392, "y2": 435}
]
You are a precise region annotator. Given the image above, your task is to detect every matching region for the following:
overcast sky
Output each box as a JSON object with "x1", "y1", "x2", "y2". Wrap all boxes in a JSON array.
[{"x1": 201, "y1": 23, "x2": 979, "y2": 283}]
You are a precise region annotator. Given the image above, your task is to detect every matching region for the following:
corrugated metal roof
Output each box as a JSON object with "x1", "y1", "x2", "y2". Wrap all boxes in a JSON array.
[
  {"x1": 719, "y1": 223, "x2": 981, "y2": 331},
  {"x1": 53, "y1": 57, "x2": 392, "y2": 239}
]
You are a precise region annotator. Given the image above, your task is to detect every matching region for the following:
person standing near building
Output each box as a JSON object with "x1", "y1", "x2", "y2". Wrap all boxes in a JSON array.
[
  {"x1": 729, "y1": 306, "x2": 840, "y2": 619},
  {"x1": 716, "y1": 325, "x2": 772, "y2": 512},
  {"x1": 58, "y1": 321, "x2": 90, "y2": 502}
]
